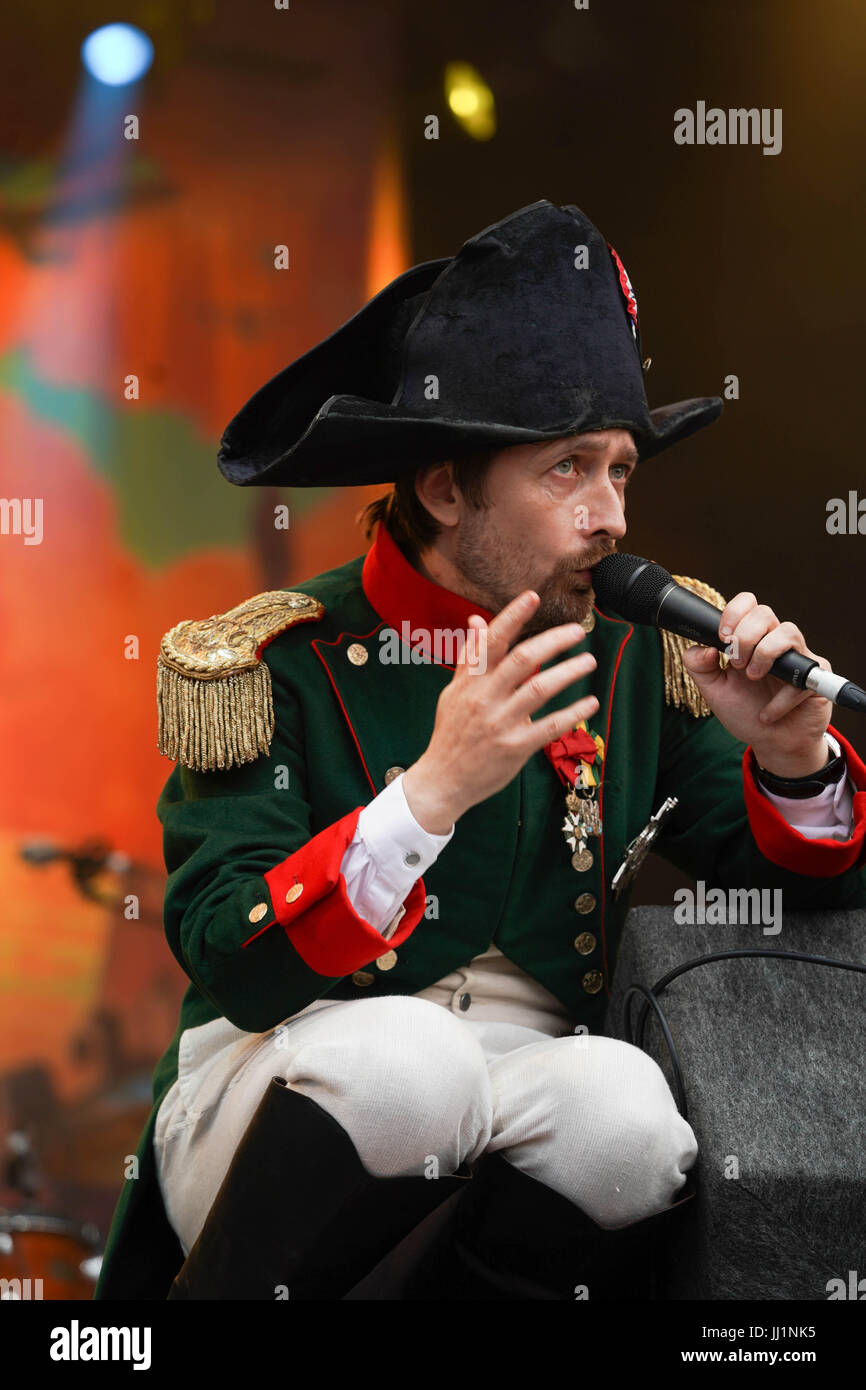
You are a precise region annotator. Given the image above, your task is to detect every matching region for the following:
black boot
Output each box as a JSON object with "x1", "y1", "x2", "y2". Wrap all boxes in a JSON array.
[
  {"x1": 167, "y1": 1075, "x2": 473, "y2": 1300},
  {"x1": 403, "y1": 1150, "x2": 696, "y2": 1301}
]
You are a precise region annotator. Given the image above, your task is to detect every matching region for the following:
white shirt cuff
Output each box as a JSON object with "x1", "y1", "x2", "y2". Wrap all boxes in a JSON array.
[{"x1": 340, "y1": 772, "x2": 455, "y2": 940}]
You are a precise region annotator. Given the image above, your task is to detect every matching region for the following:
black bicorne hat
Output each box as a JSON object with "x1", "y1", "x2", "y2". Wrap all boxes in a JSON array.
[{"x1": 217, "y1": 199, "x2": 722, "y2": 487}]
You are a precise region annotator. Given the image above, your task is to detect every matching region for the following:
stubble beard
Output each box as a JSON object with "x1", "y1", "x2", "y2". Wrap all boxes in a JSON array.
[{"x1": 453, "y1": 508, "x2": 613, "y2": 640}]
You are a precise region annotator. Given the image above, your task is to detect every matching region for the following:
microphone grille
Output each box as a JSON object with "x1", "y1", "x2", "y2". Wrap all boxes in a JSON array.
[{"x1": 593, "y1": 552, "x2": 674, "y2": 622}]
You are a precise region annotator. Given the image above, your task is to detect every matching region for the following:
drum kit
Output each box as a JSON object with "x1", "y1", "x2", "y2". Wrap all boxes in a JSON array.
[
  {"x1": 1, "y1": 834, "x2": 174, "y2": 1299},
  {"x1": 0, "y1": 1131, "x2": 101, "y2": 1300},
  {"x1": 0, "y1": 1210, "x2": 101, "y2": 1300}
]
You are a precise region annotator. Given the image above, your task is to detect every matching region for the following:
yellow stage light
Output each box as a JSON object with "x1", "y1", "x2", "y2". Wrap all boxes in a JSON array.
[{"x1": 444, "y1": 62, "x2": 496, "y2": 140}]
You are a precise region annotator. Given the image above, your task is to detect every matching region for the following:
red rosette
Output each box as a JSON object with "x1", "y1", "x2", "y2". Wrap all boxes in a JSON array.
[{"x1": 543, "y1": 727, "x2": 599, "y2": 789}]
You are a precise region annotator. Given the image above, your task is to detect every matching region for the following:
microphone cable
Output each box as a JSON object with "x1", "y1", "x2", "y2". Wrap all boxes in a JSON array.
[{"x1": 621, "y1": 947, "x2": 866, "y2": 1123}]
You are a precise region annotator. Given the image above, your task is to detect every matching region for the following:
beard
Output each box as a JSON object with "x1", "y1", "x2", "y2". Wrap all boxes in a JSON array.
[{"x1": 453, "y1": 506, "x2": 615, "y2": 640}]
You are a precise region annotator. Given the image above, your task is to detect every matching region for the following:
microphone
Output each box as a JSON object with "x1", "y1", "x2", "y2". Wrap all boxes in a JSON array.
[{"x1": 592, "y1": 552, "x2": 866, "y2": 713}]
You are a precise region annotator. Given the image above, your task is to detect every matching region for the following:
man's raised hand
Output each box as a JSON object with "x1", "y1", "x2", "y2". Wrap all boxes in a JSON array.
[{"x1": 402, "y1": 590, "x2": 598, "y2": 834}]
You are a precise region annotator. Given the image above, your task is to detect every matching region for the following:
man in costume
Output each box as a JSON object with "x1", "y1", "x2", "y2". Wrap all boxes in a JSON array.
[{"x1": 94, "y1": 200, "x2": 866, "y2": 1301}]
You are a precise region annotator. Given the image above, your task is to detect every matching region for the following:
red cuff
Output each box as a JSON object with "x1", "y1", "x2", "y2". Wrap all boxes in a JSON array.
[
  {"x1": 743, "y1": 725, "x2": 866, "y2": 876},
  {"x1": 243, "y1": 807, "x2": 426, "y2": 975}
]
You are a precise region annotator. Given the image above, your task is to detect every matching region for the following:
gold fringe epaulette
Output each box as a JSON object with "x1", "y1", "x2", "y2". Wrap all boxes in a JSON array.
[
  {"x1": 662, "y1": 575, "x2": 728, "y2": 719},
  {"x1": 157, "y1": 590, "x2": 324, "y2": 771}
]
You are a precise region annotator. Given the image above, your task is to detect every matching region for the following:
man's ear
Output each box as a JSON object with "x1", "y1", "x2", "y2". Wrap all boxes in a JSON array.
[{"x1": 415, "y1": 459, "x2": 460, "y2": 526}]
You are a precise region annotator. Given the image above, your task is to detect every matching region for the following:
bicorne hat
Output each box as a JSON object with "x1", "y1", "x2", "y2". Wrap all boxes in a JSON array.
[{"x1": 216, "y1": 199, "x2": 722, "y2": 488}]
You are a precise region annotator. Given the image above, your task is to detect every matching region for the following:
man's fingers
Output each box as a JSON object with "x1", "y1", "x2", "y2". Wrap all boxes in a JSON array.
[
  {"x1": 505, "y1": 651, "x2": 597, "y2": 720},
  {"x1": 522, "y1": 693, "x2": 601, "y2": 752},
  {"x1": 457, "y1": 614, "x2": 489, "y2": 674},
  {"x1": 741, "y1": 621, "x2": 806, "y2": 679},
  {"x1": 489, "y1": 621, "x2": 588, "y2": 695},
  {"x1": 725, "y1": 604, "x2": 780, "y2": 667},
  {"x1": 684, "y1": 645, "x2": 721, "y2": 670},
  {"x1": 758, "y1": 686, "x2": 814, "y2": 725},
  {"x1": 717, "y1": 592, "x2": 758, "y2": 643},
  {"x1": 457, "y1": 596, "x2": 592, "y2": 689},
  {"x1": 471, "y1": 590, "x2": 541, "y2": 668}
]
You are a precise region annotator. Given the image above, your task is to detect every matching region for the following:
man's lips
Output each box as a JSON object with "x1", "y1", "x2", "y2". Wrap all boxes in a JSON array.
[
  {"x1": 555, "y1": 556, "x2": 611, "y2": 586},
  {"x1": 576, "y1": 553, "x2": 614, "y2": 582}
]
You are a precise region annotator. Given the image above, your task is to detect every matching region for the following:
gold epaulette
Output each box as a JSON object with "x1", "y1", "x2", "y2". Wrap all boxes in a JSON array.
[
  {"x1": 662, "y1": 575, "x2": 728, "y2": 719},
  {"x1": 157, "y1": 590, "x2": 324, "y2": 772}
]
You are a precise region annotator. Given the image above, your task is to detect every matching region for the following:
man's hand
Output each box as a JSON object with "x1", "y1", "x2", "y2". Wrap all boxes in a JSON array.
[
  {"x1": 681, "y1": 592, "x2": 833, "y2": 779},
  {"x1": 402, "y1": 590, "x2": 598, "y2": 834}
]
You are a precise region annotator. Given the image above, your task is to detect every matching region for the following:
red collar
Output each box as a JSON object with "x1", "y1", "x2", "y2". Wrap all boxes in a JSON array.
[{"x1": 362, "y1": 522, "x2": 495, "y2": 663}]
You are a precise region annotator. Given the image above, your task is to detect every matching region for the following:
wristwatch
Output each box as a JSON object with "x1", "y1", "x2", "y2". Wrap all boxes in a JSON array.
[{"x1": 754, "y1": 732, "x2": 845, "y2": 799}]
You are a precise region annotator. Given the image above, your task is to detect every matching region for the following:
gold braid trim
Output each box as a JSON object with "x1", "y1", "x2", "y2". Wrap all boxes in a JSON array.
[
  {"x1": 662, "y1": 575, "x2": 728, "y2": 719},
  {"x1": 157, "y1": 590, "x2": 324, "y2": 771}
]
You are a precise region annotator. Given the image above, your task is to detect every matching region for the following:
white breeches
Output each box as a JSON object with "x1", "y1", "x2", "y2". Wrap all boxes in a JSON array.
[{"x1": 153, "y1": 996, "x2": 698, "y2": 1258}]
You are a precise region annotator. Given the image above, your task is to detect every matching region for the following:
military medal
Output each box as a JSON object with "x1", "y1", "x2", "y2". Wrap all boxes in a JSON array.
[
  {"x1": 611, "y1": 795, "x2": 679, "y2": 899},
  {"x1": 544, "y1": 720, "x2": 605, "y2": 871}
]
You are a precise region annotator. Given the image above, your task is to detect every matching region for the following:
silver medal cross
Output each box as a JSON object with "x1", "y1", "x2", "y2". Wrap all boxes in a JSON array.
[{"x1": 611, "y1": 795, "x2": 679, "y2": 899}]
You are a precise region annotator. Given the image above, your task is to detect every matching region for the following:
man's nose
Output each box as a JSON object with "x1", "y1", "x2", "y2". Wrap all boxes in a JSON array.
[{"x1": 577, "y1": 478, "x2": 628, "y2": 540}]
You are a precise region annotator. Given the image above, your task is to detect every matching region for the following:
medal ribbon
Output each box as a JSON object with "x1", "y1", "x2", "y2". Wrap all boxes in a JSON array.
[
  {"x1": 543, "y1": 721, "x2": 605, "y2": 790},
  {"x1": 545, "y1": 720, "x2": 606, "y2": 863}
]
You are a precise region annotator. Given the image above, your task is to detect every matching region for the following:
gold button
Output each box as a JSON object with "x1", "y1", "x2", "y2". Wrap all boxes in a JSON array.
[
  {"x1": 574, "y1": 892, "x2": 596, "y2": 914},
  {"x1": 376, "y1": 949, "x2": 398, "y2": 971},
  {"x1": 582, "y1": 969, "x2": 604, "y2": 994},
  {"x1": 248, "y1": 902, "x2": 268, "y2": 924},
  {"x1": 352, "y1": 970, "x2": 375, "y2": 987},
  {"x1": 582, "y1": 611, "x2": 596, "y2": 633},
  {"x1": 347, "y1": 643, "x2": 368, "y2": 666},
  {"x1": 285, "y1": 883, "x2": 303, "y2": 904},
  {"x1": 573, "y1": 931, "x2": 596, "y2": 955},
  {"x1": 384, "y1": 766, "x2": 405, "y2": 785}
]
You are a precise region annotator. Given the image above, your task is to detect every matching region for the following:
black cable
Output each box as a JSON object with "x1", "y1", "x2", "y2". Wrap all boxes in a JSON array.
[
  {"x1": 621, "y1": 983, "x2": 690, "y2": 1121},
  {"x1": 622, "y1": 948, "x2": 866, "y2": 1122}
]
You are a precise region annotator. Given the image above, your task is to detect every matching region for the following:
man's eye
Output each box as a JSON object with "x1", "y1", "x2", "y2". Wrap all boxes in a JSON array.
[{"x1": 551, "y1": 458, "x2": 631, "y2": 479}]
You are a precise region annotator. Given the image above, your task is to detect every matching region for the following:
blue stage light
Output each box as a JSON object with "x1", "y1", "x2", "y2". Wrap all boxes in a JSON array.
[{"x1": 81, "y1": 23, "x2": 154, "y2": 86}]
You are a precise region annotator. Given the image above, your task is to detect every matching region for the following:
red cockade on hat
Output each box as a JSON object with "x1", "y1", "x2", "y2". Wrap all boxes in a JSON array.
[{"x1": 607, "y1": 241, "x2": 639, "y2": 343}]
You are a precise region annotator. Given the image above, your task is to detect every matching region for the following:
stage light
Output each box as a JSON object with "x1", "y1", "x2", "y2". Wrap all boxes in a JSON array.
[
  {"x1": 81, "y1": 23, "x2": 154, "y2": 87},
  {"x1": 444, "y1": 62, "x2": 496, "y2": 140}
]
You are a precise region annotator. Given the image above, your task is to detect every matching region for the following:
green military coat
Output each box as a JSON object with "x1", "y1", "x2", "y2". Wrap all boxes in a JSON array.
[{"x1": 94, "y1": 523, "x2": 866, "y2": 1298}]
